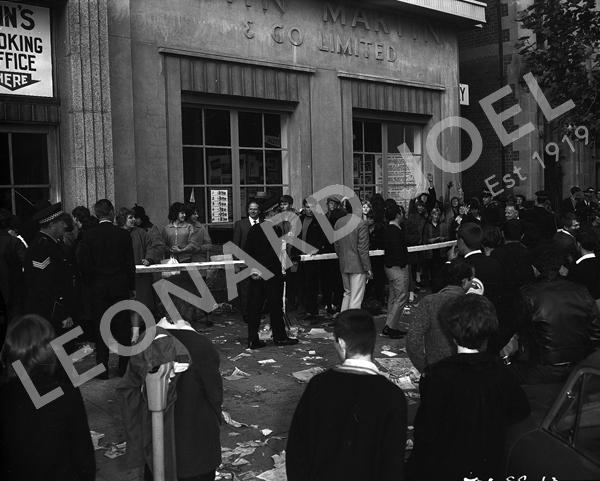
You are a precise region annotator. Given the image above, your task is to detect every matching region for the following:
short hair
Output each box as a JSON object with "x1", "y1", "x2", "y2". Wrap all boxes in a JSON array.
[
  {"x1": 570, "y1": 186, "x2": 581, "y2": 195},
  {"x1": 342, "y1": 198, "x2": 353, "y2": 214},
  {"x1": 115, "y1": 207, "x2": 134, "y2": 227},
  {"x1": 482, "y1": 225, "x2": 502, "y2": 249},
  {"x1": 457, "y1": 222, "x2": 483, "y2": 250},
  {"x1": 385, "y1": 203, "x2": 403, "y2": 222},
  {"x1": 561, "y1": 212, "x2": 578, "y2": 229},
  {"x1": 168, "y1": 202, "x2": 185, "y2": 222},
  {"x1": 94, "y1": 199, "x2": 114, "y2": 219},
  {"x1": 442, "y1": 294, "x2": 498, "y2": 349},
  {"x1": 467, "y1": 198, "x2": 480, "y2": 211},
  {"x1": 184, "y1": 202, "x2": 198, "y2": 220},
  {"x1": 247, "y1": 198, "x2": 260, "y2": 211},
  {"x1": 576, "y1": 229, "x2": 599, "y2": 252},
  {"x1": 1, "y1": 314, "x2": 57, "y2": 380},
  {"x1": 503, "y1": 219, "x2": 524, "y2": 241},
  {"x1": 333, "y1": 309, "x2": 376, "y2": 357},
  {"x1": 534, "y1": 247, "x2": 562, "y2": 278},
  {"x1": 280, "y1": 194, "x2": 293, "y2": 205},
  {"x1": 443, "y1": 258, "x2": 474, "y2": 286},
  {"x1": 515, "y1": 194, "x2": 526, "y2": 202},
  {"x1": 71, "y1": 206, "x2": 91, "y2": 223}
]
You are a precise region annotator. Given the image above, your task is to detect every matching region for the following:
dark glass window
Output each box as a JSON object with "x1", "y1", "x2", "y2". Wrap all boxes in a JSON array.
[{"x1": 204, "y1": 109, "x2": 230, "y2": 146}]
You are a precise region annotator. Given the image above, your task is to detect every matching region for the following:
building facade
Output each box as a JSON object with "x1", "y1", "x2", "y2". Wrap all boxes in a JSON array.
[{"x1": 1, "y1": 0, "x2": 485, "y2": 237}]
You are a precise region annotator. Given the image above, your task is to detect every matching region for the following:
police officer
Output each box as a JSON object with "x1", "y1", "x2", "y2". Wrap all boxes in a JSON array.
[{"x1": 24, "y1": 202, "x2": 74, "y2": 334}]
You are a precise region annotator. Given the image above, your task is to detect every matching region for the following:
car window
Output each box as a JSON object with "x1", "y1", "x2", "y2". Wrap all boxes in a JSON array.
[
  {"x1": 549, "y1": 375, "x2": 582, "y2": 444},
  {"x1": 574, "y1": 373, "x2": 600, "y2": 464}
]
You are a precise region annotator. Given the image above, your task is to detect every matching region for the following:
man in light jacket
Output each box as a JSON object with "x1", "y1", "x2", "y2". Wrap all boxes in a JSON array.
[{"x1": 334, "y1": 201, "x2": 372, "y2": 311}]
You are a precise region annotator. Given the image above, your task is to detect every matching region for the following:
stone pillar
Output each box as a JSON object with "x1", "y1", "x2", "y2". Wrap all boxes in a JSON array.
[{"x1": 61, "y1": 0, "x2": 114, "y2": 211}]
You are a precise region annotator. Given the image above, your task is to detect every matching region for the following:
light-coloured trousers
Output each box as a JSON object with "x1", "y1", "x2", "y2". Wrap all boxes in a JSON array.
[
  {"x1": 340, "y1": 273, "x2": 367, "y2": 312},
  {"x1": 385, "y1": 265, "x2": 410, "y2": 331}
]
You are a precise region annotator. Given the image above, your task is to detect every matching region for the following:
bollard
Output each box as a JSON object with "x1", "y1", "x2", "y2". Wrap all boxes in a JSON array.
[{"x1": 145, "y1": 362, "x2": 173, "y2": 481}]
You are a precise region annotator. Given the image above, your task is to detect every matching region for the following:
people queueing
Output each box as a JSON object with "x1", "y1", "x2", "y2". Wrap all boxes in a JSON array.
[
  {"x1": 321, "y1": 196, "x2": 345, "y2": 314},
  {"x1": 286, "y1": 309, "x2": 407, "y2": 481}
]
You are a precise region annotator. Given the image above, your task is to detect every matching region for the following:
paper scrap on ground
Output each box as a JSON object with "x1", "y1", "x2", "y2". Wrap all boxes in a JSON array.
[
  {"x1": 308, "y1": 350, "x2": 316, "y2": 355},
  {"x1": 254, "y1": 385, "x2": 267, "y2": 393},
  {"x1": 223, "y1": 367, "x2": 251, "y2": 381},
  {"x1": 231, "y1": 457, "x2": 249, "y2": 466},
  {"x1": 306, "y1": 328, "x2": 333, "y2": 339},
  {"x1": 230, "y1": 352, "x2": 251, "y2": 362},
  {"x1": 292, "y1": 366, "x2": 325, "y2": 383},
  {"x1": 222, "y1": 411, "x2": 248, "y2": 428},
  {"x1": 257, "y1": 451, "x2": 287, "y2": 481},
  {"x1": 258, "y1": 359, "x2": 276, "y2": 365},
  {"x1": 104, "y1": 442, "x2": 126, "y2": 459},
  {"x1": 261, "y1": 429, "x2": 273, "y2": 436},
  {"x1": 381, "y1": 350, "x2": 397, "y2": 357},
  {"x1": 90, "y1": 431, "x2": 104, "y2": 450},
  {"x1": 392, "y1": 375, "x2": 417, "y2": 391},
  {"x1": 375, "y1": 358, "x2": 420, "y2": 380},
  {"x1": 221, "y1": 446, "x2": 256, "y2": 460}
]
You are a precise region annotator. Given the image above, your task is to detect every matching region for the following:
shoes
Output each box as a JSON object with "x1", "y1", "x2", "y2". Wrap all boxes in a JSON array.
[
  {"x1": 273, "y1": 337, "x2": 299, "y2": 346},
  {"x1": 382, "y1": 325, "x2": 407, "y2": 339},
  {"x1": 248, "y1": 339, "x2": 267, "y2": 350}
]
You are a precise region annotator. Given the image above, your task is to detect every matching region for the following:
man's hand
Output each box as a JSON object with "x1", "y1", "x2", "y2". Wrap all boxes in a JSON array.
[
  {"x1": 366, "y1": 270, "x2": 374, "y2": 281},
  {"x1": 131, "y1": 326, "x2": 140, "y2": 344},
  {"x1": 447, "y1": 244, "x2": 459, "y2": 261},
  {"x1": 171, "y1": 246, "x2": 181, "y2": 253},
  {"x1": 62, "y1": 317, "x2": 74, "y2": 329},
  {"x1": 141, "y1": 259, "x2": 150, "y2": 266}
]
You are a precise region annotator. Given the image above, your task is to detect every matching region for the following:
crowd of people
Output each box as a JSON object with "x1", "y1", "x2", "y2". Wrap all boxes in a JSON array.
[{"x1": 0, "y1": 178, "x2": 599, "y2": 480}]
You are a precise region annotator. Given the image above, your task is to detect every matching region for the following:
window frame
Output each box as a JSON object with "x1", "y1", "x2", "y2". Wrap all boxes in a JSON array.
[{"x1": 0, "y1": 124, "x2": 59, "y2": 216}]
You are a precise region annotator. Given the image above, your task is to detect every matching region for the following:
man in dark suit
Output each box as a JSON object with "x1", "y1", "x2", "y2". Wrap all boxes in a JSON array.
[
  {"x1": 492, "y1": 220, "x2": 534, "y2": 291},
  {"x1": 244, "y1": 197, "x2": 298, "y2": 349},
  {"x1": 561, "y1": 186, "x2": 586, "y2": 218},
  {"x1": 0, "y1": 210, "x2": 26, "y2": 331},
  {"x1": 322, "y1": 197, "x2": 345, "y2": 314},
  {"x1": 24, "y1": 203, "x2": 74, "y2": 334},
  {"x1": 569, "y1": 229, "x2": 600, "y2": 303},
  {"x1": 521, "y1": 190, "x2": 556, "y2": 246},
  {"x1": 552, "y1": 212, "x2": 580, "y2": 269},
  {"x1": 232, "y1": 199, "x2": 261, "y2": 323},
  {"x1": 294, "y1": 198, "x2": 328, "y2": 322},
  {"x1": 78, "y1": 199, "x2": 135, "y2": 378}
]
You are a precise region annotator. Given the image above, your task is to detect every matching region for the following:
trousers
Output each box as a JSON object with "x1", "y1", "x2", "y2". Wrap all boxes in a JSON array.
[
  {"x1": 340, "y1": 273, "x2": 367, "y2": 312},
  {"x1": 385, "y1": 265, "x2": 410, "y2": 331},
  {"x1": 247, "y1": 275, "x2": 286, "y2": 342}
]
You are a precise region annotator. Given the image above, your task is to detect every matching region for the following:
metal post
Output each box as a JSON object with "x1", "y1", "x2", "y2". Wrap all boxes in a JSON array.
[
  {"x1": 151, "y1": 411, "x2": 165, "y2": 481},
  {"x1": 145, "y1": 363, "x2": 172, "y2": 481}
]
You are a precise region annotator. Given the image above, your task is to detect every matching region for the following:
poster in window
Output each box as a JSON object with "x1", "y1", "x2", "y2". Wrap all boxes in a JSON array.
[
  {"x1": 0, "y1": 2, "x2": 52, "y2": 97},
  {"x1": 210, "y1": 189, "x2": 229, "y2": 223}
]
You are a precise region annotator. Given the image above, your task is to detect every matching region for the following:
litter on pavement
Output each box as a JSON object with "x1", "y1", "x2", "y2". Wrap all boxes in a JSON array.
[
  {"x1": 103, "y1": 442, "x2": 126, "y2": 459},
  {"x1": 381, "y1": 350, "x2": 397, "y2": 357},
  {"x1": 256, "y1": 451, "x2": 287, "y2": 481},
  {"x1": 305, "y1": 328, "x2": 333, "y2": 339},
  {"x1": 223, "y1": 367, "x2": 251, "y2": 381},
  {"x1": 253, "y1": 385, "x2": 267, "y2": 393},
  {"x1": 90, "y1": 430, "x2": 104, "y2": 451},
  {"x1": 257, "y1": 359, "x2": 276, "y2": 365},
  {"x1": 222, "y1": 411, "x2": 248, "y2": 428},
  {"x1": 292, "y1": 366, "x2": 325, "y2": 383},
  {"x1": 229, "y1": 352, "x2": 251, "y2": 362},
  {"x1": 261, "y1": 429, "x2": 273, "y2": 436}
]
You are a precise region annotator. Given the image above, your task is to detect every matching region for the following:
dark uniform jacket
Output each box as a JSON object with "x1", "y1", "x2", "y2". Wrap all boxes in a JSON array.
[
  {"x1": 569, "y1": 255, "x2": 600, "y2": 300},
  {"x1": 24, "y1": 232, "x2": 73, "y2": 328},
  {"x1": 0, "y1": 230, "x2": 26, "y2": 317}
]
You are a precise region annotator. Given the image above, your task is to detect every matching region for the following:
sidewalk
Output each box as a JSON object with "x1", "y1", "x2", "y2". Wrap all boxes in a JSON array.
[{"x1": 80, "y1": 308, "x2": 420, "y2": 480}]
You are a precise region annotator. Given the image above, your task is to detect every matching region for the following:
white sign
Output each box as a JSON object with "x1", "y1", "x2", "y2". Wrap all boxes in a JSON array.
[
  {"x1": 0, "y1": 2, "x2": 52, "y2": 97},
  {"x1": 210, "y1": 189, "x2": 229, "y2": 223},
  {"x1": 459, "y1": 83, "x2": 469, "y2": 106}
]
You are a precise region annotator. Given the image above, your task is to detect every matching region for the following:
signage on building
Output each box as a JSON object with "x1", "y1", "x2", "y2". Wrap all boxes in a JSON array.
[
  {"x1": 210, "y1": 189, "x2": 229, "y2": 223},
  {"x1": 0, "y1": 2, "x2": 52, "y2": 97},
  {"x1": 459, "y1": 83, "x2": 469, "y2": 105}
]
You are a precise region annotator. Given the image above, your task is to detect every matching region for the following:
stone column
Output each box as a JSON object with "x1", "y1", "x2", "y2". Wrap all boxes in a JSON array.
[{"x1": 60, "y1": 0, "x2": 114, "y2": 211}]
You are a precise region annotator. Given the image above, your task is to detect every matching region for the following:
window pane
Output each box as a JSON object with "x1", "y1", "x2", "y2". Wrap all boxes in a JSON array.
[
  {"x1": 239, "y1": 150, "x2": 264, "y2": 184},
  {"x1": 575, "y1": 374, "x2": 600, "y2": 464},
  {"x1": 387, "y1": 123, "x2": 405, "y2": 154},
  {"x1": 265, "y1": 151, "x2": 282, "y2": 184},
  {"x1": 183, "y1": 147, "x2": 204, "y2": 184},
  {"x1": 239, "y1": 112, "x2": 263, "y2": 148},
  {"x1": 0, "y1": 188, "x2": 12, "y2": 213},
  {"x1": 12, "y1": 133, "x2": 48, "y2": 185},
  {"x1": 182, "y1": 108, "x2": 203, "y2": 145},
  {"x1": 364, "y1": 154, "x2": 376, "y2": 185},
  {"x1": 14, "y1": 187, "x2": 49, "y2": 219},
  {"x1": 206, "y1": 149, "x2": 232, "y2": 184},
  {"x1": 184, "y1": 187, "x2": 206, "y2": 223},
  {"x1": 264, "y1": 114, "x2": 281, "y2": 148},
  {"x1": 364, "y1": 122, "x2": 382, "y2": 152},
  {"x1": 204, "y1": 109, "x2": 230, "y2": 146},
  {"x1": 0, "y1": 133, "x2": 9, "y2": 185},
  {"x1": 353, "y1": 154, "x2": 362, "y2": 186},
  {"x1": 266, "y1": 186, "x2": 283, "y2": 205},
  {"x1": 353, "y1": 121, "x2": 363, "y2": 152},
  {"x1": 206, "y1": 186, "x2": 233, "y2": 223}
]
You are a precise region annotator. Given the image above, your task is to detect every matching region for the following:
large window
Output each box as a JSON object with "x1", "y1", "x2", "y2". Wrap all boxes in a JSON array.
[
  {"x1": 353, "y1": 119, "x2": 423, "y2": 210},
  {"x1": 0, "y1": 132, "x2": 51, "y2": 220},
  {"x1": 182, "y1": 107, "x2": 289, "y2": 224}
]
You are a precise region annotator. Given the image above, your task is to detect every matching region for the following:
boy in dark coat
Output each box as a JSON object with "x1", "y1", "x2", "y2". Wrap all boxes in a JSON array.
[
  {"x1": 287, "y1": 309, "x2": 407, "y2": 481},
  {"x1": 407, "y1": 294, "x2": 530, "y2": 481}
]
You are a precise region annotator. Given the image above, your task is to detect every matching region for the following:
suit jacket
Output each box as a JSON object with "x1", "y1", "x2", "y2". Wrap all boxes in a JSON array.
[
  {"x1": 463, "y1": 252, "x2": 505, "y2": 305},
  {"x1": 569, "y1": 256, "x2": 600, "y2": 299},
  {"x1": 245, "y1": 221, "x2": 283, "y2": 277},
  {"x1": 334, "y1": 215, "x2": 371, "y2": 274},
  {"x1": 78, "y1": 221, "x2": 135, "y2": 294},
  {"x1": 561, "y1": 197, "x2": 578, "y2": 215},
  {"x1": 232, "y1": 217, "x2": 259, "y2": 251}
]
